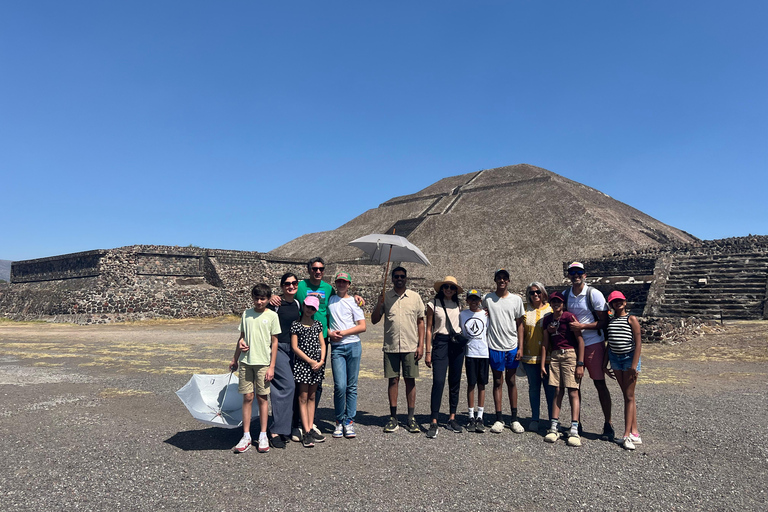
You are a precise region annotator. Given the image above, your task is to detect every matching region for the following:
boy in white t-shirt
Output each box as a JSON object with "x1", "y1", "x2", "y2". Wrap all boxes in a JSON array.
[
  {"x1": 460, "y1": 289, "x2": 489, "y2": 433},
  {"x1": 328, "y1": 271, "x2": 366, "y2": 439}
]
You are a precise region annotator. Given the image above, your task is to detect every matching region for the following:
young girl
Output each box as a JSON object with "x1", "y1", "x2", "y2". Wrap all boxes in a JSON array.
[
  {"x1": 291, "y1": 295, "x2": 326, "y2": 448},
  {"x1": 604, "y1": 291, "x2": 642, "y2": 450}
]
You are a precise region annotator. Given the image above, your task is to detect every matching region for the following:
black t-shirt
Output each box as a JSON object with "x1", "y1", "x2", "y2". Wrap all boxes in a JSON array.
[{"x1": 270, "y1": 298, "x2": 302, "y2": 346}]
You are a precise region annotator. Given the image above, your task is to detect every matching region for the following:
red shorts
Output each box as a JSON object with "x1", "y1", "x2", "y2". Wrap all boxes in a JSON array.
[{"x1": 583, "y1": 343, "x2": 606, "y2": 380}]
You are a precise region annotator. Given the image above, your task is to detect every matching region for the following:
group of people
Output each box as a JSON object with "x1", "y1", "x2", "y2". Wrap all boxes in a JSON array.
[{"x1": 228, "y1": 258, "x2": 642, "y2": 453}]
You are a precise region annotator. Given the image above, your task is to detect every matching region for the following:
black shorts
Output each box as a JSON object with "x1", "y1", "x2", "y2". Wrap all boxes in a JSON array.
[{"x1": 465, "y1": 356, "x2": 489, "y2": 387}]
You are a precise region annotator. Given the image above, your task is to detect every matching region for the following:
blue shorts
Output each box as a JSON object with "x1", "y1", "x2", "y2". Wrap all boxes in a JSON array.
[
  {"x1": 489, "y1": 347, "x2": 519, "y2": 372},
  {"x1": 609, "y1": 350, "x2": 641, "y2": 372}
]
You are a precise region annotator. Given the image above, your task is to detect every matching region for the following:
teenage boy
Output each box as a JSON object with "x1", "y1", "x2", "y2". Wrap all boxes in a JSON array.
[
  {"x1": 328, "y1": 271, "x2": 366, "y2": 439},
  {"x1": 230, "y1": 283, "x2": 281, "y2": 453},
  {"x1": 461, "y1": 289, "x2": 489, "y2": 433},
  {"x1": 541, "y1": 291, "x2": 585, "y2": 447},
  {"x1": 563, "y1": 261, "x2": 613, "y2": 440},
  {"x1": 483, "y1": 269, "x2": 526, "y2": 434},
  {"x1": 371, "y1": 266, "x2": 426, "y2": 434}
]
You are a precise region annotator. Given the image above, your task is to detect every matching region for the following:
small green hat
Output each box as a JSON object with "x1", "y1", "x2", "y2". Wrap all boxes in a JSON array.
[{"x1": 334, "y1": 271, "x2": 352, "y2": 283}]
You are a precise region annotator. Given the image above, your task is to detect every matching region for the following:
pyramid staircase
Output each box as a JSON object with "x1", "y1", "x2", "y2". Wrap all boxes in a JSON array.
[{"x1": 657, "y1": 252, "x2": 768, "y2": 319}]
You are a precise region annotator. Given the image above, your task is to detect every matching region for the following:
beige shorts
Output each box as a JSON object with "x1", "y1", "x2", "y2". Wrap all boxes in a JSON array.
[
  {"x1": 238, "y1": 363, "x2": 270, "y2": 396},
  {"x1": 549, "y1": 349, "x2": 580, "y2": 390},
  {"x1": 383, "y1": 352, "x2": 419, "y2": 379}
]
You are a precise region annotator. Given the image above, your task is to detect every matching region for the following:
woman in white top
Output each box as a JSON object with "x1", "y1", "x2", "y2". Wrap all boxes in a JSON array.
[{"x1": 425, "y1": 276, "x2": 465, "y2": 438}]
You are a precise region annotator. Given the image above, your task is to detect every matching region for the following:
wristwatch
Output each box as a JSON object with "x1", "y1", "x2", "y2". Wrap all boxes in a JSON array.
[{"x1": 576, "y1": 361, "x2": 585, "y2": 367}]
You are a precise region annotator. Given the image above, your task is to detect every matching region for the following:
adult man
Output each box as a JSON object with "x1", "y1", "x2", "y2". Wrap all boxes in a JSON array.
[
  {"x1": 483, "y1": 269, "x2": 526, "y2": 434},
  {"x1": 371, "y1": 266, "x2": 425, "y2": 434},
  {"x1": 563, "y1": 261, "x2": 614, "y2": 440}
]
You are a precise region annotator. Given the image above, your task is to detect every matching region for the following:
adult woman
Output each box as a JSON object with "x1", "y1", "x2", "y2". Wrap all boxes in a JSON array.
[
  {"x1": 521, "y1": 281, "x2": 555, "y2": 432},
  {"x1": 425, "y1": 276, "x2": 465, "y2": 438},
  {"x1": 266, "y1": 272, "x2": 302, "y2": 448}
]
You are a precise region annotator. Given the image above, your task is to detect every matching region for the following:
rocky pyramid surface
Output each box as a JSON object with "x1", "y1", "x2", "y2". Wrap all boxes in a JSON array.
[{"x1": 270, "y1": 164, "x2": 698, "y2": 289}]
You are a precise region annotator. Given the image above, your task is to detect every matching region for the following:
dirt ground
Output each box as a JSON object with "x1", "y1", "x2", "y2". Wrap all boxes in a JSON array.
[{"x1": 1, "y1": 318, "x2": 767, "y2": 511}]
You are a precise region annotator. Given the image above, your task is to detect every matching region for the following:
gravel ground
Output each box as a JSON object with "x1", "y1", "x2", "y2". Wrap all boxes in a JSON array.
[{"x1": 1, "y1": 318, "x2": 767, "y2": 511}]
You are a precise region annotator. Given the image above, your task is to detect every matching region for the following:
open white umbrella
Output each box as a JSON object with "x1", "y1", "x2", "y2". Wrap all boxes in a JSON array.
[
  {"x1": 176, "y1": 373, "x2": 243, "y2": 429},
  {"x1": 349, "y1": 233, "x2": 431, "y2": 297}
]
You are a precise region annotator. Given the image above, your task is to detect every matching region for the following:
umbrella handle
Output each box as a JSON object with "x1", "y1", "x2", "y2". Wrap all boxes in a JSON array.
[
  {"x1": 218, "y1": 371, "x2": 235, "y2": 415},
  {"x1": 381, "y1": 244, "x2": 393, "y2": 299}
]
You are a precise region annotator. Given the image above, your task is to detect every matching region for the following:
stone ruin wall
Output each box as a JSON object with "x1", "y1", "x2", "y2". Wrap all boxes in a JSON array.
[{"x1": 2, "y1": 236, "x2": 767, "y2": 338}]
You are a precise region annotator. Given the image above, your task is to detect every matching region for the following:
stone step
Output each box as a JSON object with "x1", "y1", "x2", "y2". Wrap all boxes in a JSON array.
[
  {"x1": 658, "y1": 308, "x2": 759, "y2": 320},
  {"x1": 661, "y1": 300, "x2": 764, "y2": 308},
  {"x1": 664, "y1": 284, "x2": 766, "y2": 292},
  {"x1": 669, "y1": 266, "x2": 768, "y2": 275}
]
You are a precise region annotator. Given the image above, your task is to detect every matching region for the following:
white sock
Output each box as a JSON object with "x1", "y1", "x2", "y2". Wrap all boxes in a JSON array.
[
  {"x1": 468, "y1": 408, "x2": 475, "y2": 419},
  {"x1": 243, "y1": 431, "x2": 251, "y2": 440},
  {"x1": 258, "y1": 431, "x2": 268, "y2": 441},
  {"x1": 477, "y1": 407, "x2": 484, "y2": 419}
]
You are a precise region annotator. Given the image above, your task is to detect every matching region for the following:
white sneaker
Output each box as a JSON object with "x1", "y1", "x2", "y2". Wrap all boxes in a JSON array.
[
  {"x1": 567, "y1": 434, "x2": 582, "y2": 447},
  {"x1": 528, "y1": 420, "x2": 539, "y2": 432},
  {"x1": 490, "y1": 420, "x2": 505, "y2": 434},
  {"x1": 333, "y1": 423, "x2": 344, "y2": 438},
  {"x1": 233, "y1": 435, "x2": 251, "y2": 453},
  {"x1": 257, "y1": 436, "x2": 269, "y2": 453},
  {"x1": 622, "y1": 436, "x2": 636, "y2": 450},
  {"x1": 510, "y1": 421, "x2": 524, "y2": 434},
  {"x1": 629, "y1": 433, "x2": 643, "y2": 445}
]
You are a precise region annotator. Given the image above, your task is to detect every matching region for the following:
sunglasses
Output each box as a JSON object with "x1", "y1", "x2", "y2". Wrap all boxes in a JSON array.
[
  {"x1": 441, "y1": 284, "x2": 458, "y2": 291},
  {"x1": 283, "y1": 281, "x2": 298, "y2": 287},
  {"x1": 311, "y1": 267, "x2": 325, "y2": 272},
  {"x1": 393, "y1": 274, "x2": 407, "y2": 279},
  {"x1": 528, "y1": 290, "x2": 542, "y2": 296},
  {"x1": 568, "y1": 270, "x2": 585, "y2": 276}
]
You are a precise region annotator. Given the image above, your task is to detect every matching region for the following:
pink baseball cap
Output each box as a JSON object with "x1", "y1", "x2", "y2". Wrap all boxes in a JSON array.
[
  {"x1": 606, "y1": 291, "x2": 626, "y2": 303},
  {"x1": 304, "y1": 296, "x2": 320, "y2": 310}
]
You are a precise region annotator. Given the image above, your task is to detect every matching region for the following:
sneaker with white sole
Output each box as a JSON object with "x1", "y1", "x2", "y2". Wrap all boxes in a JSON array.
[
  {"x1": 490, "y1": 420, "x2": 505, "y2": 433},
  {"x1": 567, "y1": 434, "x2": 582, "y2": 447},
  {"x1": 544, "y1": 429, "x2": 561, "y2": 443},
  {"x1": 383, "y1": 416, "x2": 399, "y2": 433},
  {"x1": 291, "y1": 427, "x2": 302, "y2": 443},
  {"x1": 344, "y1": 422, "x2": 356, "y2": 438},
  {"x1": 622, "y1": 436, "x2": 636, "y2": 450},
  {"x1": 257, "y1": 436, "x2": 269, "y2": 453},
  {"x1": 301, "y1": 433, "x2": 314, "y2": 448},
  {"x1": 333, "y1": 423, "x2": 344, "y2": 438},
  {"x1": 233, "y1": 435, "x2": 252, "y2": 453},
  {"x1": 426, "y1": 423, "x2": 439, "y2": 439},
  {"x1": 510, "y1": 420, "x2": 524, "y2": 434},
  {"x1": 311, "y1": 424, "x2": 325, "y2": 442},
  {"x1": 475, "y1": 418, "x2": 486, "y2": 433},
  {"x1": 629, "y1": 433, "x2": 642, "y2": 445}
]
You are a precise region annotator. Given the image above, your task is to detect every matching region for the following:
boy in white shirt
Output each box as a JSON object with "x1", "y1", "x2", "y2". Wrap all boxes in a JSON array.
[{"x1": 460, "y1": 289, "x2": 489, "y2": 433}]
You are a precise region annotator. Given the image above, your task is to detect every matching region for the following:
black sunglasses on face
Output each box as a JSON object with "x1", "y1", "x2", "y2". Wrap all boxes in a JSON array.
[
  {"x1": 529, "y1": 290, "x2": 542, "y2": 296},
  {"x1": 393, "y1": 275, "x2": 407, "y2": 279},
  {"x1": 568, "y1": 270, "x2": 584, "y2": 276},
  {"x1": 283, "y1": 281, "x2": 298, "y2": 287},
  {"x1": 442, "y1": 284, "x2": 458, "y2": 291},
  {"x1": 312, "y1": 267, "x2": 325, "y2": 272}
]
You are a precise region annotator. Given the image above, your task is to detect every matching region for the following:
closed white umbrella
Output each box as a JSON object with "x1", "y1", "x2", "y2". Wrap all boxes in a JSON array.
[{"x1": 176, "y1": 373, "x2": 243, "y2": 428}]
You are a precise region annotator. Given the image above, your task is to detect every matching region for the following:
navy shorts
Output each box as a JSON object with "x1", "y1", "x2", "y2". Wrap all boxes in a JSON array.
[
  {"x1": 465, "y1": 357, "x2": 489, "y2": 387},
  {"x1": 489, "y1": 347, "x2": 519, "y2": 372}
]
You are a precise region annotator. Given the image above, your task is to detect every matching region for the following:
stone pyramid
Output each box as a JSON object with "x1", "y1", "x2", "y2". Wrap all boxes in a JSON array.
[{"x1": 270, "y1": 164, "x2": 697, "y2": 290}]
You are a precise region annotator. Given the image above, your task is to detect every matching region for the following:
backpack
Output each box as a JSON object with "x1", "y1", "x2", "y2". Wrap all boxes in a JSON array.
[{"x1": 563, "y1": 286, "x2": 603, "y2": 336}]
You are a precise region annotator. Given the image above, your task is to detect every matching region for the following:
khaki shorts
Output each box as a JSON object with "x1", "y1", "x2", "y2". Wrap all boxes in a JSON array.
[
  {"x1": 383, "y1": 352, "x2": 419, "y2": 379},
  {"x1": 549, "y1": 349, "x2": 580, "y2": 390},
  {"x1": 238, "y1": 363, "x2": 270, "y2": 395}
]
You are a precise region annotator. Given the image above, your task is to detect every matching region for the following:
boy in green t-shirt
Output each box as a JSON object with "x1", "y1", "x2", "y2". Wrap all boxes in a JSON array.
[{"x1": 229, "y1": 284, "x2": 281, "y2": 453}]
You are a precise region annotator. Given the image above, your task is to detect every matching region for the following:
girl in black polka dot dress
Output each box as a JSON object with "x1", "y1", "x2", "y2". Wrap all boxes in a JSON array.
[{"x1": 290, "y1": 295, "x2": 326, "y2": 447}]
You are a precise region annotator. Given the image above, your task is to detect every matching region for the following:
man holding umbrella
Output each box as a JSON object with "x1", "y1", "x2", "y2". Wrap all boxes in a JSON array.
[{"x1": 371, "y1": 266, "x2": 426, "y2": 434}]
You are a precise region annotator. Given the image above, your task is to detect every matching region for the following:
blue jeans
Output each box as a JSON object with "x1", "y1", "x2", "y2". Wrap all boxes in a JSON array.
[
  {"x1": 331, "y1": 341, "x2": 362, "y2": 424},
  {"x1": 522, "y1": 362, "x2": 556, "y2": 422}
]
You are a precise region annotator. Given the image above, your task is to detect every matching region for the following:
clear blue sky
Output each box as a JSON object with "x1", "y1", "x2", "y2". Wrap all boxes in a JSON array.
[{"x1": 2, "y1": 1, "x2": 766, "y2": 262}]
